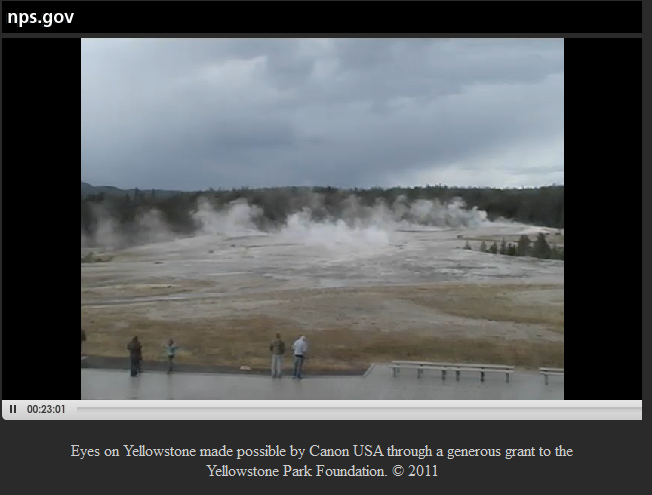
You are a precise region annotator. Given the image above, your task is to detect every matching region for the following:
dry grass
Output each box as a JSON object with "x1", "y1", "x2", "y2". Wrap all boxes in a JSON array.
[
  {"x1": 395, "y1": 284, "x2": 564, "y2": 331},
  {"x1": 81, "y1": 279, "x2": 217, "y2": 299},
  {"x1": 81, "y1": 282, "x2": 563, "y2": 371},
  {"x1": 81, "y1": 255, "x2": 114, "y2": 263}
]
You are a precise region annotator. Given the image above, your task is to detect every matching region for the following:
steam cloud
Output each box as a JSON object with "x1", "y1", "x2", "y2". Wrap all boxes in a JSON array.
[{"x1": 82, "y1": 193, "x2": 490, "y2": 251}]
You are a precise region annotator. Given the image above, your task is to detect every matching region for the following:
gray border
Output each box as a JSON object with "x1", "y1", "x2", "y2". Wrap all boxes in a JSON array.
[
  {"x1": 8, "y1": 0, "x2": 646, "y2": 1},
  {"x1": 0, "y1": 33, "x2": 2, "y2": 399},
  {"x1": 2, "y1": 34, "x2": 645, "y2": 38}
]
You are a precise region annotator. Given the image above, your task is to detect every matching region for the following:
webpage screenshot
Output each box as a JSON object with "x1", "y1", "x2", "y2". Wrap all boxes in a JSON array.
[{"x1": 0, "y1": 0, "x2": 643, "y2": 491}]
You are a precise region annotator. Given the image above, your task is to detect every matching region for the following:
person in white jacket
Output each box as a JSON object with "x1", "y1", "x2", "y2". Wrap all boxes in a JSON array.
[{"x1": 291, "y1": 336, "x2": 308, "y2": 379}]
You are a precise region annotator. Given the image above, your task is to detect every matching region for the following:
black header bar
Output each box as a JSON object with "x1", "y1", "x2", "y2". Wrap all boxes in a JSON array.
[{"x1": 1, "y1": 1, "x2": 642, "y2": 35}]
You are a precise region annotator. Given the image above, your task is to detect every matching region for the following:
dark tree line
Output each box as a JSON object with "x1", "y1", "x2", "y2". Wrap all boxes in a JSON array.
[
  {"x1": 81, "y1": 185, "x2": 564, "y2": 246},
  {"x1": 466, "y1": 233, "x2": 564, "y2": 260}
]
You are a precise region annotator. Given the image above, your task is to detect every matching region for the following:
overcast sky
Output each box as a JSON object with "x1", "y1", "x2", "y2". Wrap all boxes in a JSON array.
[{"x1": 81, "y1": 38, "x2": 564, "y2": 190}]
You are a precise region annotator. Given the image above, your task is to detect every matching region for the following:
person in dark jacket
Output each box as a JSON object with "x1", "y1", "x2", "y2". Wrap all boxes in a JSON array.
[
  {"x1": 81, "y1": 329, "x2": 87, "y2": 354},
  {"x1": 269, "y1": 333, "x2": 286, "y2": 378},
  {"x1": 127, "y1": 337, "x2": 142, "y2": 376}
]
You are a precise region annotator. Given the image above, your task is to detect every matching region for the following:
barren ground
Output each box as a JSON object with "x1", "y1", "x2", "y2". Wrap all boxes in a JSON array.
[{"x1": 81, "y1": 223, "x2": 564, "y2": 371}]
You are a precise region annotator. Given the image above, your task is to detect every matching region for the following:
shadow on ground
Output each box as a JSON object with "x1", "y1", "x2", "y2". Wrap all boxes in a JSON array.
[{"x1": 82, "y1": 355, "x2": 367, "y2": 376}]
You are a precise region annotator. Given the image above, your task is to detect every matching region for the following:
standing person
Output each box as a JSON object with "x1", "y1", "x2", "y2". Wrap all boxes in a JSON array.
[
  {"x1": 127, "y1": 336, "x2": 142, "y2": 376},
  {"x1": 291, "y1": 336, "x2": 308, "y2": 379},
  {"x1": 166, "y1": 339, "x2": 178, "y2": 373},
  {"x1": 81, "y1": 328, "x2": 86, "y2": 354},
  {"x1": 269, "y1": 333, "x2": 286, "y2": 378}
]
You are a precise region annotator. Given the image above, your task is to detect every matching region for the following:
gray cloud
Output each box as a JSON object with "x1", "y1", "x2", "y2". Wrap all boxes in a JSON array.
[{"x1": 81, "y1": 38, "x2": 564, "y2": 189}]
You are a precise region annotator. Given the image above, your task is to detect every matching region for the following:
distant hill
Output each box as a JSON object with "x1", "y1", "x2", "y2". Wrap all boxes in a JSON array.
[
  {"x1": 81, "y1": 181, "x2": 124, "y2": 195},
  {"x1": 81, "y1": 181, "x2": 180, "y2": 198},
  {"x1": 81, "y1": 181, "x2": 97, "y2": 194}
]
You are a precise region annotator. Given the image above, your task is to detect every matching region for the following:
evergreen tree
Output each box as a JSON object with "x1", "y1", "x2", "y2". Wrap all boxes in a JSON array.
[
  {"x1": 532, "y1": 233, "x2": 551, "y2": 259},
  {"x1": 479, "y1": 240, "x2": 487, "y2": 253},
  {"x1": 464, "y1": 241, "x2": 472, "y2": 250},
  {"x1": 507, "y1": 243, "x2": 517, "y2": 256},
  {"x1": 489, "y1": 241, "x2": 498, "y2": 254},
  {"x1": 499, "y1": 238, "x2": 508, "y2": 255},
  {"x1": 559, "y1": 207, "x2": 564, "y2": 229},
  {"x1": 549, "y1": 244, "x2": 564, "y2": 261},
  {"x1": 517, "y1": 234, "x2": 531, "y2": 257}
]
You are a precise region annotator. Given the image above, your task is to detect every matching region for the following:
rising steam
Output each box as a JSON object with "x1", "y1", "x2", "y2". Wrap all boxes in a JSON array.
[{"x1": 82, "y1": 193, "x2": 489, "y2": 251}]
